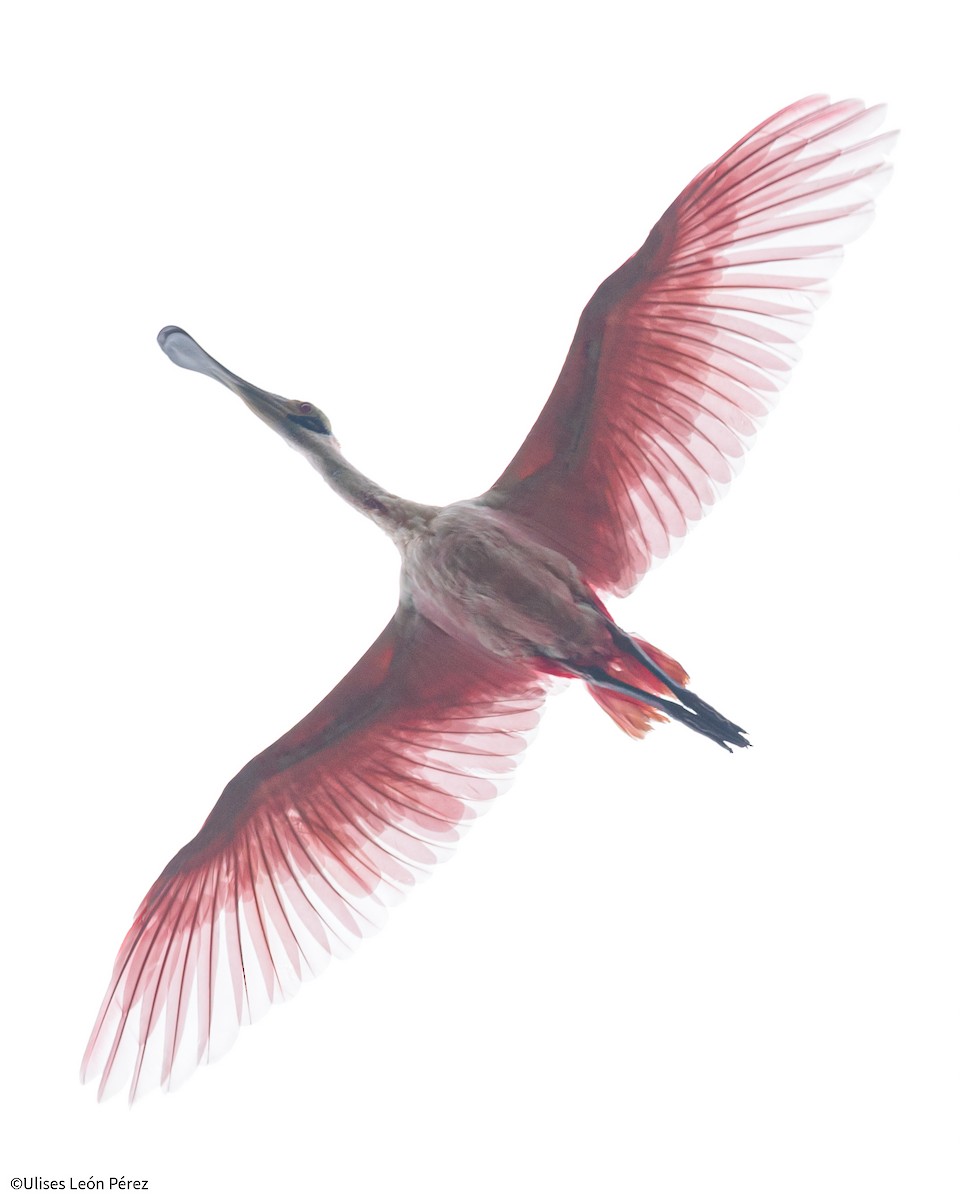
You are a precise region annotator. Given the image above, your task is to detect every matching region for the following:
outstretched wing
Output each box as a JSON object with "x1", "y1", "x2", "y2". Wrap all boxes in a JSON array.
[
  {"x1": 82, "y1": 606, "x2": 547, "y2": 1102},
  {"x1": 484, "y1": 96, "x2": 894, "y2": 596}
]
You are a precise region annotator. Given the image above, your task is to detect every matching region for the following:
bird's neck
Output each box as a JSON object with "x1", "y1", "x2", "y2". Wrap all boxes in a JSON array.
[{"x1": 302, "y1": 437, "x2": 436, "y2": 544}]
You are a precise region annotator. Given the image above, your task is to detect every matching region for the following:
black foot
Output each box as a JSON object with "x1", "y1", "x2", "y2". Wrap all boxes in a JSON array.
[
  {"x1": 576, "y1": 664, "x2": 750, "y2": 752},
  {"x1": 657, "y1": 693, "x2": 751, "y2": 753},
  {"x1": 670, "y1": 687, "x2": 751, "y2": 751}
]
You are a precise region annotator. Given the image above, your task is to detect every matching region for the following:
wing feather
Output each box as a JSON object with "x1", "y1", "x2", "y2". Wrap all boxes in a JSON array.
[
  {"x1": 486, "y1": 96, "x2": 894, "y2": 595},
  {"x1": 82, "y1": 606, "x2": 547, "y2": 1102}
]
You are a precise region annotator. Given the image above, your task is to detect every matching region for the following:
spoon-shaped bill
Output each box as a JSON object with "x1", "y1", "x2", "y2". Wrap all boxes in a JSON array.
[
  {"x1": 157, "y1": 326, "x2": 241, "y2": 390},
  {"x1": 157, "y1": 325, "x2": 286, "y2": 424}
]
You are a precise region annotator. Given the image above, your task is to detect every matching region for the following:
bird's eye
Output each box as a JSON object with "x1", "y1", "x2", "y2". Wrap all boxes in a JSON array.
[{"x1": 286, "y1": 403, "x2": 332, "y2": 436}]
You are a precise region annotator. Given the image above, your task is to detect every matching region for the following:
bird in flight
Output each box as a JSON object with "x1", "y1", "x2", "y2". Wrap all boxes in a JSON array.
[{"x1": 82, "y1": 96, "x2": 893, "y2": 1102}]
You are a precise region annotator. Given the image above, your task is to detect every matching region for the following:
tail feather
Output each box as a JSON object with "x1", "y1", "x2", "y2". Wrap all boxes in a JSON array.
[
  {"x1": 587, "y1": 685, "x2": 667, "y2": 739},
  {"x1": 585, "y1": 633, "x2": 749, "y2": 751},
  {"x1": 588, "y1": 636, "x2": 689, "y2": 741}
]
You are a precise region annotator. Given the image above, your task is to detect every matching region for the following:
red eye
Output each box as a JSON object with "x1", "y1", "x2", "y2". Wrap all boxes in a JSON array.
[{"x1": 298, "y1": 401, "x2": 313, "y2": 414}]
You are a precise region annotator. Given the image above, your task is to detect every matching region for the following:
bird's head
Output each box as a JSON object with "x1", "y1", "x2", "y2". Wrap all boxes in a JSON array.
[{"x1": 157, "y1": 326, "x2": 334, "y2": 450}]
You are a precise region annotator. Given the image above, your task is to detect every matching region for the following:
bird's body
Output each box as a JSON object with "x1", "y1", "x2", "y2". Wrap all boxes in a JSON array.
[
  {"x1": 404, "y1": 502, "x2": 607, "y2": 664},
  {"x1": 82, "y1": 96, "x2": 894, "y2": 1102},
  {"x1": 401, "y1": 503, "x2": 703, "y2": 740}
]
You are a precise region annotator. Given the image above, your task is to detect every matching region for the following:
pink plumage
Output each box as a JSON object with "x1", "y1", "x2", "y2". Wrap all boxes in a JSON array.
[
  {"x1": 490, "y1": 96, "x2": 893, "y2": 594},
  {"x1": 82, "y1": 97, "x2": 893, "y2": 1102},
  {"x1": 83, "y1": 612, "x2": 546, "y2": 1100}
]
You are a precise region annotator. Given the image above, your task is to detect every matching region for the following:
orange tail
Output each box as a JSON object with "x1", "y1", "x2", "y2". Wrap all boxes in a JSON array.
[{"x1": 588, "y1": 638, "x2": 689, "y2": 740}]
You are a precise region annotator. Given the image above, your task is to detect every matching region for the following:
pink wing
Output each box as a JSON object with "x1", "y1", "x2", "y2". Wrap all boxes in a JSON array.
[
  {"x1": 484, "y1": 96, "x2": 894, "y2": 596},
  {"x1": 82, "y1": 606, "x2": 547, "y2": 1102}
]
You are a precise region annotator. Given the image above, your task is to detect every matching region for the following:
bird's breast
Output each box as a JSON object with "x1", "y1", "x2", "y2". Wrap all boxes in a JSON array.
[{"x1": 401, "y1": 502, "x2": 606, "y2": 663}]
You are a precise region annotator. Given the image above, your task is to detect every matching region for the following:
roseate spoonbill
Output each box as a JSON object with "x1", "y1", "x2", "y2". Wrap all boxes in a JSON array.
[{"x1": 82, "y1": 96, "x2": 893, "y2": 1102}]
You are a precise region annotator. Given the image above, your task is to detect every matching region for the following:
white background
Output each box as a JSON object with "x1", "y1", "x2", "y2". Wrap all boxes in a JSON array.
[{"x1": 3, "y1": 2, "x2": 956, "y2": 1197}]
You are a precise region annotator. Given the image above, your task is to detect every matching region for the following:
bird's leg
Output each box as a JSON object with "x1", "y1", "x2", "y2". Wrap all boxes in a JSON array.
[
  {"x1": 605, "y1": 623, "x2": 686, "y2": 692},
  {"x1": 578, "y1": 664, "x2": 750, "y2": 751},
  {"x1": 604, "y1": 622, "x2": 747, "y2": 737}
]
